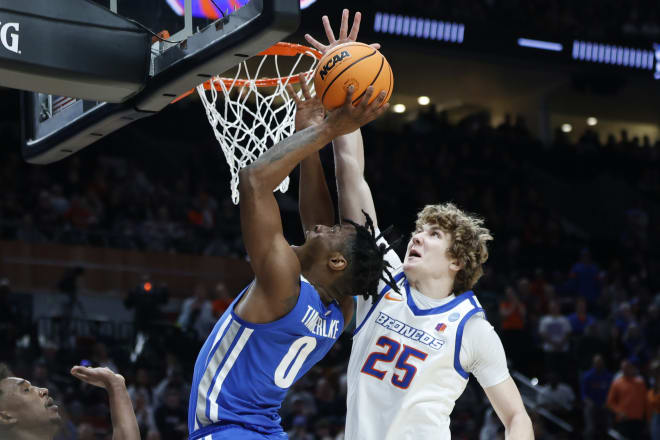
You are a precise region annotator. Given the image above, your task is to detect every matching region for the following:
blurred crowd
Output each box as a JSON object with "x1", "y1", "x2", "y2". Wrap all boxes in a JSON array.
[
  {"x1": 371, "y1": 0, "x2": 660, "y2": 42},
  {"x1": 2, "y1": 105, "x2": 660, "y2": 439}
]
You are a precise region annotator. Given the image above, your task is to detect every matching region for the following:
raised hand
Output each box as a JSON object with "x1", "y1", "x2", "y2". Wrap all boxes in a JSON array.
[
  {"x1": 326, "y1": 86, "x2": 389, "y2": 137},
  {"x1": 71, "y1": 365, "x2": 125, "y2": 390},
  {"x1": 287, "y1": 74, "x2": 325, "y2": 131},
  {"x1": 305, "y1": 9, "x2": 380, "y2": 55}
]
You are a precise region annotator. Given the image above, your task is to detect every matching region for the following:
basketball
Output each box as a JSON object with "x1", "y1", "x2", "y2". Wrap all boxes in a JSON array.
[{"x1": 313, "y1": 42, "x2": 393, "y2": 110}]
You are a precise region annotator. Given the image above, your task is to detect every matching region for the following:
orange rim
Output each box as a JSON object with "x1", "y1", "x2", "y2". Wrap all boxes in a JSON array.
[{"x1": 171, "y1": 42, "x2": 322, "y2": 103}]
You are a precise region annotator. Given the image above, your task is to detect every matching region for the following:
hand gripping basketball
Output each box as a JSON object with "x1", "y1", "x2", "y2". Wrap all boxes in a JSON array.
[
  {"x1": 286, "y1": 74, "x2": 325, "y2": 132},
  {"x1": 325, "y1": 86, "x2": 389, "y2": 137},
  {"x1": 306, "y1": 10, "x2": 393, "y2": 110}
]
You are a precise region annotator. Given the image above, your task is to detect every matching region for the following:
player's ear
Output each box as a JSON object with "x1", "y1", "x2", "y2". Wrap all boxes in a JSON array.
[
  {"x1": 328, "y1": 252, "x2": 347, "y2": 272},
  {"x1": 448, "y1": 255, "x2": 462, "y2": 273}
]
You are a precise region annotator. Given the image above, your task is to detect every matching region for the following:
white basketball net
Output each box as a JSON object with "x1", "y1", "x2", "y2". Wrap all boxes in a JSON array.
[{"x1": 197, "y1": 47, "x2": 320, "y2": 204}]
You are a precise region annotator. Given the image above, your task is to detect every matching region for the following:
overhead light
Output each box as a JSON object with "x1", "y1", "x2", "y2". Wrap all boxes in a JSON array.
[
  {"x1": 392, "y1": 104, "x2": 406, "y2": 113},
  {"x1": 561, "y1": 123, "x2": 572, "y2": 133},
  {"x1": 374, "y1": 12, "x2": 465, "y2": 44},
  {"x1": 518, "y1": 38, "x2": 563, "y2": 52},
  {"x1": 572, "y1": 40, "x2": 655, "y2": 70},
  {"x1": 587, "y1": 117, "x2": 598, "y2": 126},
  {"x1": 417, "y1": 96, "x2": 430, "y2": 105}
]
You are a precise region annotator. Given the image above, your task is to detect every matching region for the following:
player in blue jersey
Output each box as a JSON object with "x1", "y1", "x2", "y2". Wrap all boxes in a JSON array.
[{"x1": 187, "y1": 76, "x2": 393, "y2": 438}]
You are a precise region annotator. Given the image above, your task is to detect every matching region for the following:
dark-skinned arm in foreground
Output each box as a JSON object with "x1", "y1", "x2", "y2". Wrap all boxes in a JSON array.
[
  {"x1": 288, "y1": 78, "x2": 335, "y2": 233},
  {"x1": 71, "y1": 366, "x2": 140, "y2": 440},
  {"x1": 234, "y1": 86, "x2": 389, "y2": 324}
]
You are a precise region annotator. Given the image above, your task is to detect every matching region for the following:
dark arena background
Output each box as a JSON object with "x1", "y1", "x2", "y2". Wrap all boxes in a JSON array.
[{"x1": 2, "y1": 0, "x2": 660, "y2": 439}]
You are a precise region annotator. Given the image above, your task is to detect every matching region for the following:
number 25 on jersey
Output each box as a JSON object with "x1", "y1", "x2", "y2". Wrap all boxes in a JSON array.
[{"x1": 361, "y1": 336, "x2": 428, "y2": 389}]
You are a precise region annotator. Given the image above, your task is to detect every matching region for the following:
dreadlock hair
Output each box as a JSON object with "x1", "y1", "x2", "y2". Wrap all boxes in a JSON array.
[{"x1": 335, "y1": 212, "x2": 400, "y2": 303}]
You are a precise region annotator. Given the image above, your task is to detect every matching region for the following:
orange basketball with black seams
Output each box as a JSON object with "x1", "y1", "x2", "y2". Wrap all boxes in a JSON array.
[{"x1": 313, "y1": 42, "x2": 394, "y2": 110}]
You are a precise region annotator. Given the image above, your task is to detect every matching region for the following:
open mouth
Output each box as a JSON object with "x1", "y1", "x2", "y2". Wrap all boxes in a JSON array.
[
  {"x1": 409, "y1": 249, "x2": 422, "y2": 258},
  {"x1": 45, "y1": 397, "x2": 58, "y2": 409}
]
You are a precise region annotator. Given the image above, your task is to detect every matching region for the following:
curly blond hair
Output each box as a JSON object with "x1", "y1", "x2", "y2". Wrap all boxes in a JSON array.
[{"x1": 415, "y1": 203, "x2": 493, "y2": 293}]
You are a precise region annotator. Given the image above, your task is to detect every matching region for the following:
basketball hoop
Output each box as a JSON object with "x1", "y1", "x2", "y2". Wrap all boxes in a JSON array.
[{"x1": 180, "y1": 42, "x2": 322, "y2": 204}]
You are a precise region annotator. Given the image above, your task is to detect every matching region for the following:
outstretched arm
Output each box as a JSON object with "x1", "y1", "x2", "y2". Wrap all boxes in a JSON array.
[
  {"x1": 484, "y1": 378, "x2": 534, "y2": 440},
  {"x1": 287, "y1": 79, "x2": 335, "y2": 232},
  {"x1": 333, "y1": 130, "x2": 378, "y2": 228},
  {"x1": 305, "y1": 9, "x2": 381, "y2": 228},
  {"x1": 237, "y1": 87, "x2": 388, "y2": 322},
  {"x1": 71, "y1": 366, "x2": 140, "y2": 440}
]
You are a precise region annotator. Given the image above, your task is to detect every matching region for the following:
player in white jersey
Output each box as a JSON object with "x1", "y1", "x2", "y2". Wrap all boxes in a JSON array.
[{"x1": 306, "y1": 10, "x2": 534, "y2": 440}]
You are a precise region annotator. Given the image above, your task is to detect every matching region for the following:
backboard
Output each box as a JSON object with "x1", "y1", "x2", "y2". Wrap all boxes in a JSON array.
[{"x1": 13, "y1": 0, "x2": 301, "y2": 164}]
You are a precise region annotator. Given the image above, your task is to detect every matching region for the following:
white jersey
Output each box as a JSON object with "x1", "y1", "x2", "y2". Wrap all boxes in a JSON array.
[{"x1": 345, "y1": 242, "x2": 509, "y2": 440}]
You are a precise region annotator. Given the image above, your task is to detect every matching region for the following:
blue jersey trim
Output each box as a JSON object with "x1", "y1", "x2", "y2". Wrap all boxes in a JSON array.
[
  {"x1": 204, "y1": 316, "x2": 234, "y2": 370},
  {"x1": 353, "y1": 271, "x2": 405, "y2": 337},
  {"x1": 405, "y1": 281, "x2": 474, "y2": 316},
  {"x1": 229, "y1": 278, "x2": 337, "y2": 330},
  {"x1": 205, "y1": 325, "x2": 246, "y2": 421},
  {"x1": 468, "y1": 296, "x2": 487, "y2": 319},
  {"x1": 453, "y1": 306, "x2": 484, "y2": 379}
]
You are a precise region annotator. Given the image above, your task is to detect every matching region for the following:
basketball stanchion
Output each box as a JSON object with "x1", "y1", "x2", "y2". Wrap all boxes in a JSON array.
[{"x1": 173, "y1": 42, "x2": 322, "y2": 204}]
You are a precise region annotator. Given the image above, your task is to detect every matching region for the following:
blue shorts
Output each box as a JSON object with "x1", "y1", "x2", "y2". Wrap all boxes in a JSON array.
[{"x1": 189, "y1": 423, "x2": 288, "y2": 440}]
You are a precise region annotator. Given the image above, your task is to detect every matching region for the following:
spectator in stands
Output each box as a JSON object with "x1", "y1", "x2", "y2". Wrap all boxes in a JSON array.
[
  {"x1": 529, "y1": 268, "x2": 549, "y2": 312},
  {"x1": 538, "y1": 299, "x2": 572, "y2": 376},
  {"x1": 499, "y1": 285, "x2": 527, "y2": 367},
  {"x1": 478, "y1": 408, "x2": 502, "y2": 440},
  {"x1": 281, "y1": 386, "x2": 318, "y2": 432},
  {"x1": 177, "y1": 282, "x2": 215, "y2": 341},
  {"x1": 537, "y1": 372, "x2": 575, "y2": 415},
  {"x1": 76, "y1": 423, "x2": 95, "y2": 440},
  {"x1": 623, "y1": 323, "x2": 648, "y2": 364},
  {"x1": 128, "y1": 367, "x2": 154, "y2": 410},
  {"x1": 567, "y1": 297, "x2": 595, "y2": 336},
  {"x1": 153, "y1": 384, "x2": 187, "y2": 440},
  {"x1": 211, "y1": 282, "x2": 233, "y2": 318},
  {"x1": 314, "y1": 378, "x2": 343, "y2": 420},
  {"x1": 581, "y1": 354, "x2": 613, "y2": 439},
  {"x1": 124, "y1": 276, "x2": 169, "y2": 335},
  {"x1": 287, "y1": 415, "x2": 313, "y2": 440},
  {"x1": 607, "y1": 359, "x2": 648, "y2": 439},
  {"x1": 568, "y1": 248, "x2": 600, "y2": 305},
  {"x1": 615, "y1": 302, "x2": 638, "y2": 334},
  {"x1": 132, "y1": 388, "x2": 156, "y2": 439},
  {"x1": 56, "y1": 267, "x2": 86, "y2": 318},
  {"x1": 575, "y1": 322, "x2": 609, "y2": 371},
  {"x1": 648, "y1": 365, "x2": 660, "y2": 440},
  {"x1": 153, "y1": 369, "x2": 190, "y2": 409},
  {"x1": 644, "y1": 304, "x2": 660, "y2": 350},
  {"x1": 92, "y1": 342, "x2": 118, "y2": 373}
]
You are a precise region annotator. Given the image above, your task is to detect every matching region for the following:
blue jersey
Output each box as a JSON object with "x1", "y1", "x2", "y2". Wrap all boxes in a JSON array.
[{"x1": 188, "y1": 277, "x2": 344, "y2": 438}]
